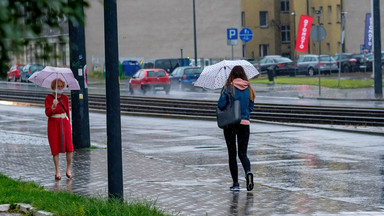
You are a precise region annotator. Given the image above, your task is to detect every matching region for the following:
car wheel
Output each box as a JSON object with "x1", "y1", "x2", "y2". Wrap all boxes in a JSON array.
[
  {"x1": 308, "y1": 68, "x2": 315, "y2": 76},
  {"x1": 165, "y1": 85, "x2": 170, "y2": 94},
  {"x1": 343, "y1": 65, "x2": 350, "y2": 73},
  {"x1": 13, "y1": 76, "x2": 17, "y2": 82},
  {"x1": 141, "y1": 85, "x2": 147, "y2": 94},
  {"x1": 129, "y1": 86, "x2": 134, "y2": 94},
  {"x1": 7, "y1": 77, "x2": 11, "y2": 82}
]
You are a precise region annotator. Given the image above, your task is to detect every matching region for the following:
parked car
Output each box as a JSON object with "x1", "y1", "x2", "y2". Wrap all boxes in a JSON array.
[
  {"x1": 7, "y1": 64, "x2": 25, "y2": 82},
  {"x1": 169, "y1": 66, "x2": 202, "y2": 91},
  {"x1": 141, "y1": 58, "x2": 190, "y2": 74},
  {"x1": 128, "y1": 69, "x2": 170, "y2": 94},
  {"x1": 332, "y1": 53, "x2": 358, "y2": 73},
  {"x1": 20, "y1": 64, "x2": 44, "y2": 82},
  {"x1": 366, "y1": 52, "x2": 384, "y2": 72},
  {"x1": 352, "y1": 54, "x2": 371, "y2": 72},
  {"x1": 255, "y1": 55, "x2": 296, "y2": 76},
  {"x1": 296, "y1": 55, "x2": 338, "y2": 76}
]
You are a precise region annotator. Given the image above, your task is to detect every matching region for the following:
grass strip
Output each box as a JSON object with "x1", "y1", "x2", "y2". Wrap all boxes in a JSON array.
[
  {"x1": 251, "y1": 77, "x2": 374, "y2": 89},
  {"x1": 0, "y1": 173, "x2": 169, "y2": 216}
]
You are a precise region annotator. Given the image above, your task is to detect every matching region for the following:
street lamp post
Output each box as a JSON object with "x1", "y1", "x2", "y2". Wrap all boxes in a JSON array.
[
  {"x1": 291, "y1": 11, "x2": 296, "y2": 60},
  {"x1": 291, "y1": 11, "x2": 296, "y2": 76},
  {"x1": 338, "y1": 12, "x2": 346, "y2": 87},
  {"x1": 193, "y1": 0, "x2": 197, "y2": 66}
]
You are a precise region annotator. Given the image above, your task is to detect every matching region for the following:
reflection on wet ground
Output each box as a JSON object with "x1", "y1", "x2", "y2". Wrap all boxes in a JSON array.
[
  {"x1": 1, "y1": 104, "x2": 384, "y2": 215},
  {"x1": 1, "y1": 80, "x2": 384, "y2": 109}
]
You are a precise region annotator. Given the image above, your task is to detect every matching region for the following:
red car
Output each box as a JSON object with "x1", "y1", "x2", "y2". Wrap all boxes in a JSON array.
[
  {"x1": 129, "y1": 69, "x2": 170, "y2": 94},
  {"x1": 7, "y1": 64, "x2": 25, "y2": 82}
]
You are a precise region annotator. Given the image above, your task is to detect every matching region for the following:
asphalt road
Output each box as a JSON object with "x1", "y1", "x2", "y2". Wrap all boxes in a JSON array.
[{"x1": 0, "y1": 104, "x2": 384, "y2": 215}]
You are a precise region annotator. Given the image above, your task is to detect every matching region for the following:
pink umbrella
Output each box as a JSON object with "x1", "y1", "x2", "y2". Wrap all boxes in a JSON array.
[
  {"x1": 28, "y1": 66, "x2": 80, "y2": 99},
  {"x1": 28, "y1": 66, "x2": 80, "y2": 90}
]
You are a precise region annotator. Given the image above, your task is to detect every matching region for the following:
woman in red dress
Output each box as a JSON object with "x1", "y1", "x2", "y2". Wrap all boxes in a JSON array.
[{"x1": 45, "y1": 78, "x2": 74, "y2": 180}]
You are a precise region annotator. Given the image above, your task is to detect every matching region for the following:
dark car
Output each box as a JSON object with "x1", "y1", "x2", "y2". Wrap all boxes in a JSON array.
[
  {"x1": 7, "y1": 64, "x2": 25, "y2": 82},
  {"x1": 351, "y1": 54, "x2": 371, "y2": 72},
  {"x1": 129, "y1": 68, "x2": 170, "y2": 94},
  {"x1": 296, "y1": 55, "x2": 338, "y2": 76},
  {"x1": 169, "y1": 66, "x2": 202, "y2": 91},
  {"x1": 333, "y1": 53, "x2": 358, "y2": 73},
  {"x1": 20, "y1": 64, "x2": 44, "y2": 82},
  {"x1": 255, "y1": 55, "x2": 296, "y2": 77},
  {"x1": 366, "y1": 52, "x2": 384, "y2": 72},
  {"x1": 141, "y1": 58, "x2": 190, "y2": 74}
]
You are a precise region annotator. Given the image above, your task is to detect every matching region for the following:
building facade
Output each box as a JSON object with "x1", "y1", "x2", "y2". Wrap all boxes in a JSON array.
[
  {"x1": 8, "y1": 0, "x2": 384, "y2": 71},
  {"x1": 84, "y1": 0, "x2": 243, "y2": 72},
  {"x1": 242, "y1": 0, "x2": 384, "y2": 60}
]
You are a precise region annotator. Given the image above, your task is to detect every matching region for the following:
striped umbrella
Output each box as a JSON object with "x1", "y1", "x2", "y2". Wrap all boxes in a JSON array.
[{"x1": 194, "y1": 60, "x2": 259, "y2": 89}]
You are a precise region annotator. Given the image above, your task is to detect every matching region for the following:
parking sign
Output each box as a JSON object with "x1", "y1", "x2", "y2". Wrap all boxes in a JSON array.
[{"x1": 227, "y1": 28, "x2": 238, "y2": 40}]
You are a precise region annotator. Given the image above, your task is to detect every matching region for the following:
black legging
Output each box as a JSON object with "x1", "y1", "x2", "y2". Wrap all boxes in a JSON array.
[{"x1": 223, "y1": 124, "x2": 251, "y2": 183}]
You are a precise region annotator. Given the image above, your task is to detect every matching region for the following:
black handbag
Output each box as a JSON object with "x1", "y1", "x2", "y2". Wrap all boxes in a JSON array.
[{"x1": 216, "y1": 87, "x2": 241, "y2": 129}]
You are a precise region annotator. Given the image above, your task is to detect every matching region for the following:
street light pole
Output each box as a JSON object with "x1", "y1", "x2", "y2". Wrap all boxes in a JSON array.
[
  {"x1": 193, "y1": 0, "x2": 197, "y2": 66},
  {"x1": 338, "y1": 12, "x2": 346, "y2": 87},
  {"x1": 291, "y1": 11, "x2": 297, "y2": 76},
  {"x1": 291, "y1": 11, "x2": 296, "y2": 60}
]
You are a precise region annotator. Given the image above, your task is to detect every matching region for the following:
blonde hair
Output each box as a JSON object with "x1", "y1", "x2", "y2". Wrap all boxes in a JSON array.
[{"x1": 51, "y1": 78, "x2": 65, "y2": 90}]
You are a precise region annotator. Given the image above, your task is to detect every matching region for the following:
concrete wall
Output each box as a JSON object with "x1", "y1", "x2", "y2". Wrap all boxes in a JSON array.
[
  {"x1": 84, "y1": 0, "x2": 242, "y2": 71},
  {"x1": 343, "y1": 0, "x2": 384, "y2": 54}
]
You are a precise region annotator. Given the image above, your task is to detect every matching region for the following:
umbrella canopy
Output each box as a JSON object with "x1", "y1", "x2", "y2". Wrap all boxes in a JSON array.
[
  {"x1": 193, "y1": 60, "x2": 259, "y2": 89},
  {"x1": 28, "y1": 66, "x2": 80, "y2": 90}
]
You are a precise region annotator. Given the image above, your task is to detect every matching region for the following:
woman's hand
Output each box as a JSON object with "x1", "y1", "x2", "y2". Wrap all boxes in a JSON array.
[{"x1": 52, "y1": 99, "x2": 58, "y2": 109}]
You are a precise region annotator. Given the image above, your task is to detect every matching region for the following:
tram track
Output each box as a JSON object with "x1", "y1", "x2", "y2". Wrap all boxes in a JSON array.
[{"x1": 0, "y1": 89, "x2": 383, "y2": 126}]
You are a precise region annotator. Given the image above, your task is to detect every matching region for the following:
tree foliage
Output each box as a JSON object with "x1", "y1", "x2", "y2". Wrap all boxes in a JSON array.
[{"x1": 0, "y1": 0, "x2": 89, "y2": 78}]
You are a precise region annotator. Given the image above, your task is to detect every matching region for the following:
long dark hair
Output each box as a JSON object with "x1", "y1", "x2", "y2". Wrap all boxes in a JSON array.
[{"x1": 224, "y1": 65, "x2": 255, "y2": 101}]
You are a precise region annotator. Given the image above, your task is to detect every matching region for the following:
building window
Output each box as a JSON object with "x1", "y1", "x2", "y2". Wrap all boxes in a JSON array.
[
  {"x1": 241, "y1": 11, "x2": 245, "y2": 27},
  {"x1": 260, "y1": 11, "x2": 268, "y2": 28},
  {"x1": 327, "y1": 43, "x2": 331, "y2": 55},
  {"x1": 328, "y1": 6, "x2": 332, "y2": 24},
  {"x1": 51, "y1": 43, "x2": 57, "y2": 67},
  {"x1": 319, "y1": 6, "x2": 324, "y2": 24},
  {"x1": 281, "y1": 0, "x2": 289, "y2": 12},
  {"x1": 60, "y1": 43, "x2": 67, "y2": 66},
  {"x1": 259, "y1": 44, "x2": 269, "y2": 57},
  {"x1": 281, "y1": 25, "x2": 290, "y2": 43},
  {"x1": 337, "y1": 5, "x2": 341, "y2": 23}
]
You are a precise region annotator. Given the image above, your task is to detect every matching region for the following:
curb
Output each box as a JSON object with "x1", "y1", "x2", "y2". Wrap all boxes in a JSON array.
[{"x1": 0, "y1": 203, "x2": 53, "y2": 216}]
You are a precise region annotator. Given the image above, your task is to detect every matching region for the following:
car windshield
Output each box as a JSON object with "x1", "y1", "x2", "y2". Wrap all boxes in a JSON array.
[
  {"x1": 319, "y1": 56, "x2": 332, "y2": 61},
  {"x1": 32, "y1": 65, "x2": 43, "y2": 72},
  {"x1": 184, "y1": 68, "x2": 202, "y2": 75},
  {"x1": 275, "y1": 57, "x2": 292, "y2": 63},
  {"x1": 147, "y1": 70, "x2": 166, "y2": 77}
]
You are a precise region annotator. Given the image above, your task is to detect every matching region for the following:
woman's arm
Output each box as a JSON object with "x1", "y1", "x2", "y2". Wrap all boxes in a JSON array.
[
  {"x1": 249, "y1": 100, "x2": 254, "y2": 112},
  {"x1": 45, "y1": 96, "x2": 54, "y2": 117},
  {"x1": 65, "y1": 95, "x2": 71, "y2": 121}
]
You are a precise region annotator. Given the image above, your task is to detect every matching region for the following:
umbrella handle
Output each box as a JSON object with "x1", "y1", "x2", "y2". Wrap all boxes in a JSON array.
[{"x1": 55, "y1": 73, "x2": 58, "y2": 99}]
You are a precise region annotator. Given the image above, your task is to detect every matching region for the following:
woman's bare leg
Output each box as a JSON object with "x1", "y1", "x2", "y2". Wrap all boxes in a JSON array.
[
  {"x1": 66, "y1": 152, "x2": 72, "y2": 178},
  {"x1": 53, "y1": 154, "x2": 60, "y2": 179}
]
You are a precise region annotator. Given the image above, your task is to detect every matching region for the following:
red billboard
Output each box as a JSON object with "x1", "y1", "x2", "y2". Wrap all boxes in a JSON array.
[{"x1": 295, "y1": 15, "x2": 313, "y2": 52}]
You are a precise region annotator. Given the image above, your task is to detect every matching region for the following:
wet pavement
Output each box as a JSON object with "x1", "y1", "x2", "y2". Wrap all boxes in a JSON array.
[
  {"x1": 1, "y1": 73, "x2": 384, "y2": 215},
  {"x1": 1, "y1": 103, "x2": 384, "y2": 215}
]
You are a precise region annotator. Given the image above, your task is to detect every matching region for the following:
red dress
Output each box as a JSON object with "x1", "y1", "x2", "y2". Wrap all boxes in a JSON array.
[{"x1": 45, "y1": 94, "x2": 74, "y2": 155}]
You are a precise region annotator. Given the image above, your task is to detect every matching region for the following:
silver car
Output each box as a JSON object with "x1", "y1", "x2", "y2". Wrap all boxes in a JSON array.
[{"x1": 296, "y1": 55, "x2": 338, "y2": 76}]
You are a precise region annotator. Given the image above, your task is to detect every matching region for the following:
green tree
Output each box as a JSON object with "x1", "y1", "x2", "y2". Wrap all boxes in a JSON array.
[{"x1": 0, "y1": 0, "x2": 88, "y2": 78}]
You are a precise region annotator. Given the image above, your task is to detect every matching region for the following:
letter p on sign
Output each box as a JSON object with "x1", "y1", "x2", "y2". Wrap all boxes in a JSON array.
[{"x1": 227, "y1": 28, "x2": 238, "y2": 40}]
